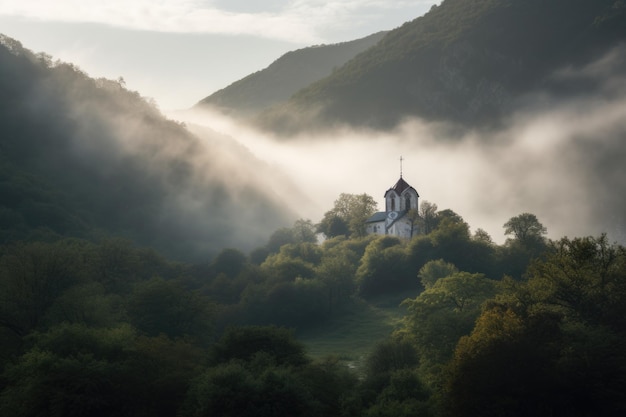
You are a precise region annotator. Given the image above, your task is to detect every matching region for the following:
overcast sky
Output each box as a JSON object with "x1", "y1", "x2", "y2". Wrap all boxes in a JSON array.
[{"x1": 0, "y1": 1, "x2": 437, "y2": 109}]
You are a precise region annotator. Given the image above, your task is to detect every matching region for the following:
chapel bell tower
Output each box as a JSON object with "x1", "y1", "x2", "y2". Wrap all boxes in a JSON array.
[{"x1": 384, "y1": 156, "x2": 419, "y2": 213}]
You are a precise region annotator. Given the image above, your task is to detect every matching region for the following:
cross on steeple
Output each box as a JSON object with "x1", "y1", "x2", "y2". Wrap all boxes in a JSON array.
[{"x1": 399, "y1": 156, "x2": 404, "y2": 178}]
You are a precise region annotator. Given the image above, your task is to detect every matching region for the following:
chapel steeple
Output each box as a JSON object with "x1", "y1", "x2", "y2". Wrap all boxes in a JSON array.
[
  {"x1": 384, "y1": 157, "x2": 419, "y2": 212},
  {"x1": 365, "y1": 158, "x2": 421, "y2": 238}
]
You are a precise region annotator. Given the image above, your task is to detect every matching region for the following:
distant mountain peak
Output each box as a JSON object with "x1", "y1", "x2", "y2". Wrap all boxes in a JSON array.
[
  {"x1": 195, "y1": 31, "x2": 387, "y2": 117},
  {"x1": 243, "y1": 0, "x2": 626, "y2": 134}
]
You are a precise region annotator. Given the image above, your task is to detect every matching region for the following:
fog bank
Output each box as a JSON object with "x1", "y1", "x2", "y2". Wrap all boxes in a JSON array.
[{"x1": 176, "y1": 46, "x2": 626, "y2": 244}]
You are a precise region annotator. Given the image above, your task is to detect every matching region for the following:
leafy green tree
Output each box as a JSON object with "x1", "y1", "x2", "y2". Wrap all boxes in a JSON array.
[
  {"x1": 365, "y1": 338, "x2": 420, "y2": 384},
  {"x1": 292, "y1": 218, "x2": 318, "y2": 243},
  {"x1": 43, "y1": 282, "x2": 119, "y2": 328},
  {"x1": 503, "y1": 212, "x2": 547, "y2": 246},
  {"x1": 406, "y1": 235, "x2": 436, "y2": 272},
  {"x1": 495, "y1": 244, "x2": 536, "y2": 280},
  {"x1": 250, "y1": 246, "x2": 271, "y2": 265},
  {"x1": 315, "y1": 247, "x2": 358, "y2": 313},
  {"x1": 261, "y1": 252, "x2": 316, "y2": 283},
  {"x1": 364, "y1": 397, "x2": 432, "y2": 417},
  {"x1": 210, "y1": 326, "x2": 309, "y2": 367},
  {"x1": 419, "y1": 201, "x2": 439, "y2": 235},
  {"x1": 527, "y1": 234, "x2": 626, "y2": 330},
  {"x1": 91, "y1": 238, "x2": 142, "y2": 293},
  {"x1": 445, "y1": 236, "x2": 626, "y2": 417},
  {"x1": 360, "y1": 338, "x2": 432, "y2": 417},
  {"x1": 318, "y1": 214, "x2": 350, "y2": 238},
  {"x1": 182, "y1": 359, "x2": 344, "y2": 417},
  {"x1": 265, "y1": 219, "x2": 318, "y2": 254},
  {"x1": 206, "y1": 272, "x2": 246, "y2": 304},
  {"x1": 180, "y1": 362, "x2": 267, "y2": 417},
  {"x1": 0, "y1": 240, "x2": 87, "y2": 336},
  {"x1": 405, "y1": 208, "x2": 422, "y2": 237},
  {"x1": 436, "y1": 209, "x2": 465, "y2": 226},
  {"x1": 418, "y1": 259, "x2": 459, "y2": 289},
  {"x1": 276, "y1": 242, "x2": 323, "y2": 265},
  {"x1": 356, "y1": 236, "x2": 415, "y2": 296},
  {"x1": 210, "y1": 248, "x2": 248, "y2": 278},
  {"x1": 295, "y1": 356, "x2": 359, "y2": 417},
  {"x1": 182, "y1": 326, "x2": 357, "y2": 417},
  {"x1": 376, "y1": 370, "x2": 430, "y2": 405},
  {"x1": 127, "y1": 277, "x2": 213, "y2": 342},
  {"x1": 244, "y1": 235, "x2": 361, "y2": 325},
  {"x1": 445, "y1": 303, "x2": 562, "y2": 417},
  {"x1": 472, "y1": 228, "x2": 493, "y2": 244},
  {"x1": 0, "y1": 324, "x2": 203, "y2": 417},
  {"x1": 264, "y1": 279, "x2": 328, "y2": 326},
  {"x1": 448, "y1": 303, "x2": 626, "y2": 417},
  {"x1": 428, "y1": 215, "x2": 474, "y2": 271},
  {"x1": 205, "y1": 264, "x2": 264, "y2": 306},
  {"x1": 364, "y1": 370, "x2": 433, "y2": 417},
  {"x1": 266, "y1": 227, "x2": 295, "y2": 254},
  {"x1": 318, "y1": 193, "x2": 377, "y2": 238},
  {"x1": 432, "y1": 272, "x2": 496, "y2": 313},
  {"x1": 401, "y1": 272, "x2": 496, "y2": 371},
  {"x1": 319, "y1": 235, "x2": 365, "y2": 260},
  {"x1": 416, "y1": 210, "x2": 499, "y2": 277},
  {"x1": 132, "y1": 334, "x2": 205, "y2": 416}
]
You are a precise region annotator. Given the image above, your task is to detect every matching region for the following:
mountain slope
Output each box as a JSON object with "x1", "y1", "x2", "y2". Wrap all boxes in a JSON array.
[
  {"x1": 0, "y1": 35, "x2": 295, "y2": 260},
  {"x1": 196, "y1": 31, "x2": 387, "y2": 117},
  {"x1": 257, "y1": 0, "x2": 626, "y2": 133}
]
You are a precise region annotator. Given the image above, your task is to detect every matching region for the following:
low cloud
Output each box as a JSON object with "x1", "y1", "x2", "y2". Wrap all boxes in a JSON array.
[{"x1": 176, "y1": 45, "x2": 626, "y2": 245}]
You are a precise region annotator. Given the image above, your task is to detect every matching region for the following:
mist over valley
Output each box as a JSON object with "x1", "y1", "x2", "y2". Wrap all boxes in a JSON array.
[
  {"x1": 2, "y1": 0, "x2": 625, "y2": 258},
  {"x1": 183, "y1": 0, "x2": 626, "y2": 247},
  {"x1": 183, "y1": 41, "x2": 626, "y2": 246},
  {"x1": 2, "y1": 2, "x2": 626, "y2": 416},
  {"x1": 0, "y1": 34, "x2": 298, "y2": 260}
]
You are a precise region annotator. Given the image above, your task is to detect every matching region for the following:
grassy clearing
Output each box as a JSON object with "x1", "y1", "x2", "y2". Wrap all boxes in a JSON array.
[{"x1": 297, "y1": 290, "x2": 418, "y2": 372}]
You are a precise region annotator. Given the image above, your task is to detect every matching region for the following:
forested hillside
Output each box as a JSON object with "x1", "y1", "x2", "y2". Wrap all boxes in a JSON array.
[
  {"x1": 2, "y1": 4, "x2": 626, "y2": 413},
  {"x1": 0, "y1": 35, "x2": 294, "y2": 260},
  {"x1": 1, "y1": 193, "x2": 625, "y2": 416},
  {"x1": 256, "y1": 0, "x2": 626, "y2": 132},
  {"x1": 196, "y1": 31, "x2": 387, "y2": 117}
]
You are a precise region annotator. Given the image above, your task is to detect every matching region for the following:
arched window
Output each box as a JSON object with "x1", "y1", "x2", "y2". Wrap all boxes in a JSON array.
[
  {"x1": 405, "y1": 195, "x2": 411, "y2": 210},
  {"x1": 391, "y1": 198, "x2": 396, "y2": 211}
]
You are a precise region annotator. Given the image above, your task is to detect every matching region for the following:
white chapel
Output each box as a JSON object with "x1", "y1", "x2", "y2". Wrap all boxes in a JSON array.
[{"x1": 365, "y1": 168, "x2": 420, "y2": 239}]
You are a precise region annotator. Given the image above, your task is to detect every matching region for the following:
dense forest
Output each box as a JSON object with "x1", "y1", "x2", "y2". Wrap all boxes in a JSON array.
[
  {"x1": 2, "y1": 1, "x2": 626, "y2": 414},
  {"x1": 254, "y1": 0, "x2": 626, "y2": 133},
  {"x1": 1, "y1": 188, "x2": 625, "y2": 416}
]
